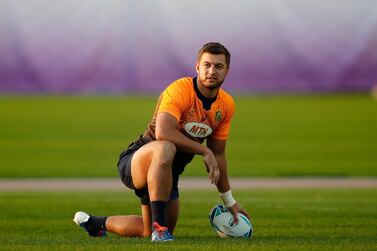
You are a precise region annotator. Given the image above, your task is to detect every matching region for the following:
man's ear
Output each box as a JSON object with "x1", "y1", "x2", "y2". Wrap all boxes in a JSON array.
[{"x1": 195, "y1": 62, "x2": 199, "y2": 74}]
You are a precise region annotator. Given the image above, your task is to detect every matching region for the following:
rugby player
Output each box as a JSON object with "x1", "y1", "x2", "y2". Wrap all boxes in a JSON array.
[{"x1": 74, "y1": 42, "x2": 250, "y2": 242}]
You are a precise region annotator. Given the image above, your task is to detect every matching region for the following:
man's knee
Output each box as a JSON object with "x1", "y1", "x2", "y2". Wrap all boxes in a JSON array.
[
  {"x1": 154, "y1": 141, "x2": 176, "y2": 167},
  {"x1": 157, "y1": 140, "x2": 176, "y2": 154}
]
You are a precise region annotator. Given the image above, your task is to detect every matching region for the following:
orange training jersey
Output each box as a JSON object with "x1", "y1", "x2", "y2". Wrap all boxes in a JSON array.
[{"x1": 144, "y1": 77, "x2": 235, "y2": 142}]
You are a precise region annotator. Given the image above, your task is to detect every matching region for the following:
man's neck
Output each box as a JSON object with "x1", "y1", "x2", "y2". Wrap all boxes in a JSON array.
[{"x1": 196, "y1": 78, "x2": 219, "y2": 99}]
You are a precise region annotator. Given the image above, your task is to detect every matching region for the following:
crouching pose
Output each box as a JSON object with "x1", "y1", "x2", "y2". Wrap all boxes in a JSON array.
[{"x1": 73, "y1": 42, "x2": 250, "y2": 242}]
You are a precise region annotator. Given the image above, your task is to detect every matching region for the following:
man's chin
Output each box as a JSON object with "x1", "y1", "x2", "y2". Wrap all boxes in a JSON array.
[
  {"x1": 205, "y1": 81, "x2": 223, "y2": 90},
  {"x1": 207, "y1": 85, "x2": 220, "y2": 90}
]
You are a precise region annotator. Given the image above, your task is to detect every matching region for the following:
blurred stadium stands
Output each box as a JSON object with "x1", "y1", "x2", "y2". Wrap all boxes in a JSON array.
[{"x1": 0, "y1": 0, "x2": 377, "y2": 94}]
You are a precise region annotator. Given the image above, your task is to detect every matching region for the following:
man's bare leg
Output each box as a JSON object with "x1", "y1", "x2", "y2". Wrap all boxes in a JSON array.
[
  {"x1": 74, "y1": 141, "x2": 177, "y2": 238},
  {"x1": 104, "y1": 140, "x2": 177, "y2": 237},
  {"x1": 105, "y1": 204, "x2": 151, "y2": 237},
  {"x1": 131, "y1": 140, "x2": 176, "y2": 201},
  {"x1": 103, "y1": 198, "x2": 179, "y2": 237},
  {"x1": 131, "y1": 140, "x2": 176, "y2": 231}
]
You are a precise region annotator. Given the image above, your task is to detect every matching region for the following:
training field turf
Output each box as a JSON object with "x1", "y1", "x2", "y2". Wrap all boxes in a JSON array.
[
  {"x1": 1, "y1": 94, "x2": 376, "y2": 250},
  {"x1": 1, "y1": 189, "x2": 376, "y2": 250},
  {"x1": 1, "y1": 94, "x2": 376, "y2": 177}
]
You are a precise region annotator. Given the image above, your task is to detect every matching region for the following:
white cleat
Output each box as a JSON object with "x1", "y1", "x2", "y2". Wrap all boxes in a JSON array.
[
  {"x1": 73, "y1": 211, "x2": 90, "y2": 226},
  {"x1": 73, "y1": 211, "x2": 107, "y2": 237}
]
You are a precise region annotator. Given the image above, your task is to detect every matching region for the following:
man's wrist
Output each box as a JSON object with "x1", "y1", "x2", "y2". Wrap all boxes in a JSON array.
[
  {"x1": 200, "y1": 146, "x2": 211, "y2": 156},
  {"x1": 220, "y1": 190, "x2": 236, "y2": 207}
]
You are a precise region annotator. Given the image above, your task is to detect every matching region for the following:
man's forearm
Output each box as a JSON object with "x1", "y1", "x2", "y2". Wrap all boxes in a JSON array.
[
  {"x1": 156, "y1": 125, "x2": 210, "y2": 156},
  {"x1": 215, "y1": 153, "x2": 238, "y2": 207},
  {"x1": 155, "y1": 112, "x2": 211, "y2": 156},
  {"x1": 215, "y1": 154, "x2": 230, "y2": 192}
]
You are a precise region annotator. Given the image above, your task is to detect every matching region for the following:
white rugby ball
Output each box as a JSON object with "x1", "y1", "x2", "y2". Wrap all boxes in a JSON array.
[{"x1": 209, "y1": 204, "x2": 253, "y2": 238}]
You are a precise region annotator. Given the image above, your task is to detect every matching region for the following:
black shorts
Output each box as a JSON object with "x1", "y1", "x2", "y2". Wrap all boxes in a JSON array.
[{"x1": 117, "y1": 142, "x2": 180, "y2": 205}]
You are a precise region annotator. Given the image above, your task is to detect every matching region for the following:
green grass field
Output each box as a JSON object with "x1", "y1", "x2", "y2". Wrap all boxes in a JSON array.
[
  {"x1": 1, "y1": 94, "x2": 376, "y2": 177},
  {"x1": 1, "y1": 95, "x2": 376, "y2": 250},
  {"x1": 1, "y1": 189, "x2": 376, "y2": 250}
]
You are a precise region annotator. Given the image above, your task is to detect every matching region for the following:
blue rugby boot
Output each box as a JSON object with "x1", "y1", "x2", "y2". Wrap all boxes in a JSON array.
[{"x1": 151, "y1": 221, "x2": 173, "y2": 242}]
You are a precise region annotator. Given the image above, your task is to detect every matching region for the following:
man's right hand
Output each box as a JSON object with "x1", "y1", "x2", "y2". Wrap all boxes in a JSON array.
[{"x1": 203, "y1": 149, "x2": 220, "y2": 184}]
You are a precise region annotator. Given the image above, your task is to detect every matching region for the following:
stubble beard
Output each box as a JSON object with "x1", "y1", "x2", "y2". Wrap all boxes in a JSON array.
[{"x1": 200, "y1": 77, "x2": 225, "y2": 90}]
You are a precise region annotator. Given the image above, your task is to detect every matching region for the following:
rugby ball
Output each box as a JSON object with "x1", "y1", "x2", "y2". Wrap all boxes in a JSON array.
[{"x1": 209, "y1": 204, "x2": 253, "y2": 238}]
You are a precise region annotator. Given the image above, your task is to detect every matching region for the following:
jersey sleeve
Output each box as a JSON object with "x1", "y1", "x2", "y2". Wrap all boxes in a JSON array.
[
  {"x1": 157, "y1": 80, "x2": 190, "y2": 121},
  {"x1": 211, "y1": 95, "x2": 235, "y2": 140}
]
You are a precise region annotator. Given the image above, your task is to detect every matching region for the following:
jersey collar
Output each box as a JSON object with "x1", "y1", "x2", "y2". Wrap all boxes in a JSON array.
[{"x1": 193, "y1": 77, "x2": 217, "y2": 111}]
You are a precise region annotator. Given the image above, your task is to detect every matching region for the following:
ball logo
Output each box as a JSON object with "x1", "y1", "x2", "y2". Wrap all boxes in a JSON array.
[
  {"x1": 229, "y1": 218, "x2": 237, "y2": 227},
  {"x1": 184, "y1": 122, "x2": 212, "y2": 138}
]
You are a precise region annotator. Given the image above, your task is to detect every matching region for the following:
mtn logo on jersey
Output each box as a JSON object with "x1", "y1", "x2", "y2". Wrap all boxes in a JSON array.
[{"x1": 184, "y1": 122, "x2": 212, "y2": 138}]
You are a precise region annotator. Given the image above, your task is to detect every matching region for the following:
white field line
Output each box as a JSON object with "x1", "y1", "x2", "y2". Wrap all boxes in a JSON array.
[{"x1": 0, "y1": 178, "x2": 377, "y2": 191}]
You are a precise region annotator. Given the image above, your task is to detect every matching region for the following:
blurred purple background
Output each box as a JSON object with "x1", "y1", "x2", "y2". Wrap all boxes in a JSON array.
[{"x1": 1, "y1": 0, "x2": 377, "y2": 94}]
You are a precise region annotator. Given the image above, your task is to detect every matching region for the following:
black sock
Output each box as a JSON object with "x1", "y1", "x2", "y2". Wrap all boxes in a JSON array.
[
  {"x1": 150, "y1": 201, "x2": 167, "y2": 227},
  {"x1": 88, "y1": 216, "x2": 108, "y2": 232}
]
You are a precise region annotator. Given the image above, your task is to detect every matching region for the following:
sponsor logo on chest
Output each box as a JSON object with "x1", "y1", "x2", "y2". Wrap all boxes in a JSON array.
[{"x1": 184, "y1": 122, "x2": 212, "y2": 138}]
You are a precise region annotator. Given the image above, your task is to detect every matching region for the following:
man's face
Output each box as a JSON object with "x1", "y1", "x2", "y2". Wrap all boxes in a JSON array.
[{"x1": 196, "y1": 53, "x2": 229, "y2": 90}]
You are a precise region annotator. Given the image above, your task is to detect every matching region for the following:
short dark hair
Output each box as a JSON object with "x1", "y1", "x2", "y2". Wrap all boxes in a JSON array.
[{"x1": 197, "y1": 42, "x2": 231, "y2": 67}]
